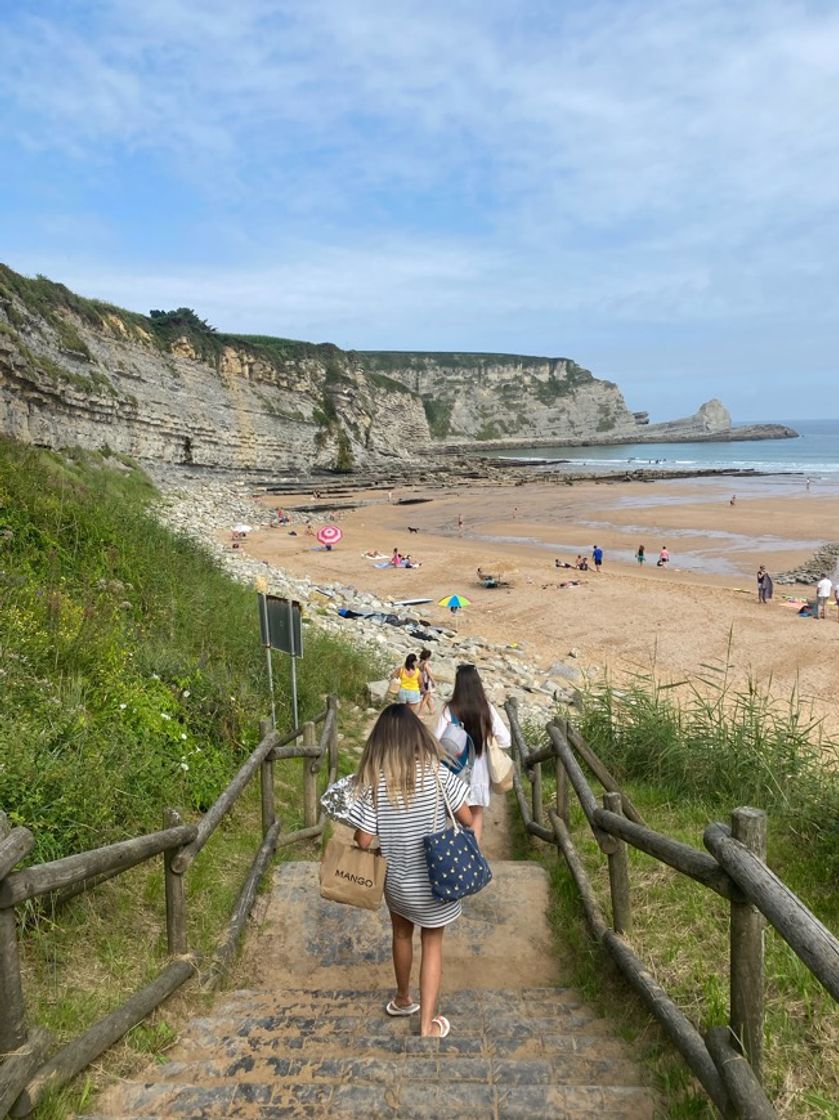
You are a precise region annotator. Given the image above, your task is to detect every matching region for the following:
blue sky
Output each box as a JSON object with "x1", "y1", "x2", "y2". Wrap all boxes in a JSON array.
[{"x1": 1, "y1": 1, "x2": 838, "y2": 421}]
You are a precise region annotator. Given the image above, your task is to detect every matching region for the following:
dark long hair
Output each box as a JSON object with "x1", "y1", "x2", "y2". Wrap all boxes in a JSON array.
[{"x1": 448, "y1": 663, "x2": 493, "y2": 757}]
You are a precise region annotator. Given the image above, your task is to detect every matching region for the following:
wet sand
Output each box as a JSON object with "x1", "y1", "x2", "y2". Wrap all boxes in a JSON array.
[{"x1": 245, "y1": 475, "x2": 839, "y2": 731}]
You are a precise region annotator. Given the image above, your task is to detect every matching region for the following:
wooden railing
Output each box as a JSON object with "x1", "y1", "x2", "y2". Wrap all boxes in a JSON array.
[
  {"x1": 0, "y1": 697, "x2": 338, "y2": 1119},
  {"x1": 504, "y1": 698, "x2": 839, "y2": 1120}
]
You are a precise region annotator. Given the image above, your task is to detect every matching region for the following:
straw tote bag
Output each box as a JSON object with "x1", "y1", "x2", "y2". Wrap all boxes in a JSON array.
[
  {"x1": 319, "y1": 836, "x2": 388, "y2": 910},
  {"x1": 487, "y1": 735, "x2": 514, "y2": 793}
]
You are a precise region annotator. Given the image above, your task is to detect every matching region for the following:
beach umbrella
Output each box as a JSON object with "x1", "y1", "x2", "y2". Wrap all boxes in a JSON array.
[
  {"x1": 438, "y1": 594, "x2": 471, "y2": 609},
  {"x1": 317, "y1": 524, "x2": 344, "y2": 547}
]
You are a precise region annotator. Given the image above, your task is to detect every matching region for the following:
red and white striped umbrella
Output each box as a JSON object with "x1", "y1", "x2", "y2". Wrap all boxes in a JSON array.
[{"x1": 316, "y1": 524, "x2": 343, "y2": 547}]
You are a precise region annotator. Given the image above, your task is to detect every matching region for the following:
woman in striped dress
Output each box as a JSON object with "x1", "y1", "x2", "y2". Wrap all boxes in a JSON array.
[{"x1": 348, "y1": 704, "x2": 472, "y2": 1038}]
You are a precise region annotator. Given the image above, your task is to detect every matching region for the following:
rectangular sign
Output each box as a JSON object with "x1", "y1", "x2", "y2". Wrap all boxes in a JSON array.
[{"x1": 258, "y1": 594, "x2": 303, "y2": 657}]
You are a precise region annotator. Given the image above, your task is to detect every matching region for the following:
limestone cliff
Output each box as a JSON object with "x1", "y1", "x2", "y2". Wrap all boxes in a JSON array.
[{"x1": 0, "y1": 264, "x2": 795, "y2": 472}]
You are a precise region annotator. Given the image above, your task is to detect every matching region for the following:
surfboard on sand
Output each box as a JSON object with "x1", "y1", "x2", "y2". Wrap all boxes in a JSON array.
[{"x1": 394, "y1": 597, "x2": 433, "y2": 606}]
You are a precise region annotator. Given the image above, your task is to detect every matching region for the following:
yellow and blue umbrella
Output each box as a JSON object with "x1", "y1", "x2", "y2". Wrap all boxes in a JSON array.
[{"x1": 438, "y1": 594, "x2": 471, "y2": 609}]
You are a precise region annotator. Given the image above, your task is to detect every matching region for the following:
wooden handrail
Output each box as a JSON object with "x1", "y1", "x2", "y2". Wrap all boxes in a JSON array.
[
  {"x1": 705, "y1": 822, "x2": 839, "y2": 1003},
  {"x1": 170, "y1": 730, "x2": 279, "y2": 873},
  {"x1": 0, "y1": 825, "x2": 198, "y2": 909},
  {"x1": 1, "y1": 698, "x2": 340, "y2": 1118},
  {"x1": 509, "y1": 714, "x2": 837, "y2": 1118}
]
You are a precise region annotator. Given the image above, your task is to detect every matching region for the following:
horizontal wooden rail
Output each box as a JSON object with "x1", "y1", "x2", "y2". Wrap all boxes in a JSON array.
[
  {"x1": 269, "y1": 745, "x2": 322, "y2": 761},
  {"x1": 593, "y1": 807, "x2": 741, "y2": 903},
  {"x1": 0, "y1": 830, "x2": 34, "y2": 881},
  {"x1": 170, "y1": 731, "x2": 279, "y2": 873},
  {"x1": 547, "y1": 810, "x2": 733, "y2": 1117},
  {"x1": 10, "y1": 958, "x2": 196, "y2": 1117},
  {"x1": 705, "y1": 823, "x2": 839, "y2": 1003},
  {"x1": 0, "y1": 825, "x2": 198, "y2": 909}
]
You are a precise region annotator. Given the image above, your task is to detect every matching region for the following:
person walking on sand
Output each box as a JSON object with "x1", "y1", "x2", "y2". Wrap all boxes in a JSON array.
[
  {"x1": 657, "y1": 546, "x2": 670, "y2": 567},
  {"x1": 433, "y1": 663, "x2": 511, "y2": 846},
  {"x1": 816, "y1": 574, "x2": 833, "y2": 619},
  {"x1": 347, "y1": 705, "x2": 472, "y2": 1038},
  {"x1": 457, "y1": 513, "x2": 464, "y2": 534},
  {"x1": 592, "y1": 544, "x2": 603, "y2": 572},
  {"x1": 757, "y1": 565, "x2": 773, "y2": 604},
  {"x1": 636, "y1": 544, "x2": 646, "y2": 565},
  {"x1": 392, "y1": 653, "x2": 422, "y2": 711},
  {"x1": 417, "y1": 649, "x2": 436, "y2": 716}
]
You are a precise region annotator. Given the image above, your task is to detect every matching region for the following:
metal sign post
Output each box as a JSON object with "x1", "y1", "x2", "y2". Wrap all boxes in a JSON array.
[{"x1": 257, "y1": 593, "x2": 303, "y2": 729}]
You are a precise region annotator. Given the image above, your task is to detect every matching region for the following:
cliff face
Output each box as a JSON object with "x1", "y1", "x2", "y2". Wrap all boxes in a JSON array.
[
  {"x1": 359, "y1": 352, "x2": 642, "y2": 443},
  {"x1": 0, "y1": 264, "x2": 793, "y2": 472}
]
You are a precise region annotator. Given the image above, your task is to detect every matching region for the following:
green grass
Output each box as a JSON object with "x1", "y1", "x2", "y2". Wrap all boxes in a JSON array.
[
  {"x1": 0, "y1": 437, "x2": 385, "y2": 1118},
  {"x1": 512, "y1": 673, "x2": 839, "y2": 1118}
]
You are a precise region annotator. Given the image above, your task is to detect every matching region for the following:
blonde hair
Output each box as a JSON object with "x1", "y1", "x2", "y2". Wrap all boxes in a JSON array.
[{"x1": 354, "y1": 704, "x2": 442, "y2": 808}]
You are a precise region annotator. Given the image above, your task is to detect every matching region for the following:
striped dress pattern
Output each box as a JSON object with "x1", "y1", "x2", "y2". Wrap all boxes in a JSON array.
[{"x1": 347, "y1": 763, "x2": 468, "y2": 928}]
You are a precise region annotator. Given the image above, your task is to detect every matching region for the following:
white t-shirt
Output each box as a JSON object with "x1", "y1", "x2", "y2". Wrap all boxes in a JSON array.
[{"x1": 817, "y1": 578, "x2": 833, "y2": 598}]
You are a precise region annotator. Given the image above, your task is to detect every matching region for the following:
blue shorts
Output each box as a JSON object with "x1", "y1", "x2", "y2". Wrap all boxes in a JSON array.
[{"x1": 398, "y1": 688, "x2": 421, "y2": 704}]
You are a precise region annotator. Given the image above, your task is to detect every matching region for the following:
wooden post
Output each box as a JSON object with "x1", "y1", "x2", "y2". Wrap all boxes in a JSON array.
[
  {"x1": 603, "y1": 791, "x2": 632, "y2": 933},
  {"x1": 729, "y1": 806, "x2": 767, "y2": 1080},
  {"x1": 531, "y1": 762, "x2": 543, "y2": 827},
  {"x1": 258, "y1": 718, "x2": 275, "y2": 837},
  {"x1": 302, "y1": 721, "x2": 318, "y2": 828},
  {"x1": 0, "y1": 812, "x2": 27, "y2": 1053},
  {"x1": 328, "y1": 696, "x2": 339, "y2": 785},
  {"x1": 163, "y1": 809, "x2": 187, "y2": 957},
  {"x1": 555, "y1": 720, "x2": 570, "y2": 823}
]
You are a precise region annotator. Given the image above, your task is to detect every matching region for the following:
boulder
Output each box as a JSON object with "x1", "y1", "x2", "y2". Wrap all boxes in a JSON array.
[{"x1": 367, "y1": 679, "x2": 391, "y2": 705}]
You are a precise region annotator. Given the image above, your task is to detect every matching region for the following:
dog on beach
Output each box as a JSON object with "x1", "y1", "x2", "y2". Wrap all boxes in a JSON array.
[{"x1": 407, "y1": 526, "x2": 420, "y2": 533}]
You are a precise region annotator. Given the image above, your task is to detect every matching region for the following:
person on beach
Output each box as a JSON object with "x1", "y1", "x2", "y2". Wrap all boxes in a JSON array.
[
  {"x1": 816, "y1": 575, "x2": 833, "y2": 619},
  {"x1": 390, "y1": 547, "x2": 402, "y2": 567},
  {"x1": 757, "y1": 565, "x2": 773, "y2": 604},
  {"x1": 417, "y1": 649, "x2": 436, "y2": 716},
  {"x1": 348, "y1": 704, "x2": 472, "y2": 1038},
  {"x1": 392, "y1": 654, "x2": 422, "y2": 711},
  {"x1": 457, "y1": 513, "x2": 464, "y2": 533},
  {"x1": 657, "y1": 546, "x2": 670, "y2": 567},
  {"x1": 433, "y1": 663, "x2": 511, "y2": 846},
  {"x1": 730, "y1": 495, "x2": 736, "y2": 507},
  {"x1": 592, "y1": 545, "x2": 603, "y2": 572},
  {"x1": 575, "y1": 555, "x2": 589, "y2": 571},
  {"x1": 636, "y1": 545, "x2": 645, "y2": 565}
]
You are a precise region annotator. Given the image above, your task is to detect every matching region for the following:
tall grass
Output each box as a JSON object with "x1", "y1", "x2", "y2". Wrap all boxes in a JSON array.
[
  {"x1": 0, "y1": 439, "x2": 380, "y2": 865},
  {"x1": 579, "y1": 655, "x2": 839, "y2": 879}
]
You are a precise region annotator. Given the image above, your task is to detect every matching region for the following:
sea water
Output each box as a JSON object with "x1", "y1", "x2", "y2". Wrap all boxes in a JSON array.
[{"x1": 485, "y1": 419, "x2": 839, "y2": 480}]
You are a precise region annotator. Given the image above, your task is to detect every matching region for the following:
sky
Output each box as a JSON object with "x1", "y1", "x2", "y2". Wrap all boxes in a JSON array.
[{"x1": 1, "y1": 1, "x2": 838, "y2": 421}]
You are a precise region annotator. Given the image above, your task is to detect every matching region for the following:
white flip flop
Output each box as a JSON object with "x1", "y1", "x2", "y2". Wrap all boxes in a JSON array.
[{"x1": 386, "y1": 998, "x2": 420, "y2": 1016}]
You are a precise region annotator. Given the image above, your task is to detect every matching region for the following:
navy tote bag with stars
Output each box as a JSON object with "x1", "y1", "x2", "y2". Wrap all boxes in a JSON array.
[{"x1": 423, "y1": 770, "x2": 492, "y2": 901}]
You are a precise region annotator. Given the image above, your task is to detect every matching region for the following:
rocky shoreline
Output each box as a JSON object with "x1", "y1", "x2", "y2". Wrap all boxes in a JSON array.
[
  {"x1": 148, "y1": 469, "x2": 583, "y2": 727},
  {"x1": 775, "y1": 544, "x2": 839, "y2": 587}
]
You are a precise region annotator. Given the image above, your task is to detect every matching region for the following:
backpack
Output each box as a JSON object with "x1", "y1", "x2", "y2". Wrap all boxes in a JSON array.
[{"x1": 439, "y1": 711, "x2": 474, "y2": 780}]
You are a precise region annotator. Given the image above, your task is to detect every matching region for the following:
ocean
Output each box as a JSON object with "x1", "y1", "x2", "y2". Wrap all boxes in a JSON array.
[{"x1": 486, "y1": 419, "x2": 839, "y2": 481}]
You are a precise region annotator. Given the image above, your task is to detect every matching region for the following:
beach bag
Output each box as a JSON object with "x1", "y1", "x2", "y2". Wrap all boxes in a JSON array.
[
  {"x1": 439, "y1": 713, "x2": 474, "y2": 779},
  {"x1": 319, "y1": 836, "x2": 388, "y2": 910},
  {"x1": 423, "y1": 770, "x2": 492, "y2": 901},
  {"x1": 487, "y1": 735, "x2": 514, "y2": 793}
]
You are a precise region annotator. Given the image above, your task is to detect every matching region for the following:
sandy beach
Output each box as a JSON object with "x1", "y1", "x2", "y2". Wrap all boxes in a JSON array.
[{"x1": 242, "y1": 474, "x2": 839, "y2": 732}]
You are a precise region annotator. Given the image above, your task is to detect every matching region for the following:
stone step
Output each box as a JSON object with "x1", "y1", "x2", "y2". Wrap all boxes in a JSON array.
[
  {"x1": 144, "y1": 1050, "x2": 645, "y2": 1088},
  {"x1": 174, "y1": 1025, "x2": 632, "y2": 1063},
  {"x1": 86, "y1": 1080, "x2": 656, "y2": 1119}
]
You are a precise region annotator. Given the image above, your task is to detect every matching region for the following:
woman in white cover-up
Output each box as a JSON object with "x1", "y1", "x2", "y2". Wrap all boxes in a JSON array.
[
  {"x1": 348, "y1": 704, "x2": 472, "y2": 1038},
  {"x1": 433, "y1": 663, "x2": 511, "y2": 846}
]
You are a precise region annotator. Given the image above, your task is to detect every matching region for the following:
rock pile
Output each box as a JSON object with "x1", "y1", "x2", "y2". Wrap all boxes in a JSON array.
[
  {"x1": 148, "y1": 469, "x2": 585, "y2": 728},
  {"x1": 775, "y1": 543, "x2": 839, "y2": 587}
]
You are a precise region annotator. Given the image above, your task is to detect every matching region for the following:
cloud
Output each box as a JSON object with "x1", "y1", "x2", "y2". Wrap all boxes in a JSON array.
[{"x1": 1, "y1": 0, "x2": 838, "y2": 417}]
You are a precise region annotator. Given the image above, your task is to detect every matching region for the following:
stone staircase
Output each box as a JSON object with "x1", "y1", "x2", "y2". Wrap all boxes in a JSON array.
[
  {"x1": 78, "y1": 800, "x2": 659, "y2": 1119},
  {"x1": 80, "y1": 985, "x2": 655, "y2": 1119}
]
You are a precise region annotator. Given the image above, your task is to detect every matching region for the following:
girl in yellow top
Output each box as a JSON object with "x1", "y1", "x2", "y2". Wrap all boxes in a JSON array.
[{"x1": 392, "y1": 653, "x2": 421, "y2": 712}]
